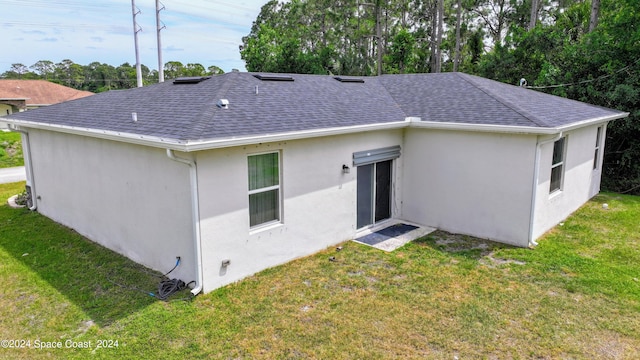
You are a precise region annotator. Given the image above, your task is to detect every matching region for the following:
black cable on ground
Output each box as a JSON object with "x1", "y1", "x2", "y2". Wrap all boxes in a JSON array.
[
  {"x1": 156, "y1": 279, "x2": 186, "y2": 300},
  {"x1": 104, "y1": 258, "x2": 195, "y2": 301}
]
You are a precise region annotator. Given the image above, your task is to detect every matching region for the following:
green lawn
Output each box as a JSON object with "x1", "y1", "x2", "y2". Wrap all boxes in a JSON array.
[
  {"x1": 0, "y1": 132, "x2": 24, "y2": 168},
  {"x1": 0, "y1": 181, "x2": 639, "y2": 359}
]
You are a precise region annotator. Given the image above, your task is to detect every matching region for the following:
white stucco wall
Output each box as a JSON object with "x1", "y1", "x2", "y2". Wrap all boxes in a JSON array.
[
  {"x1": 0, "y1": 104, "x2": 12, "y2": 116},
  {"x1": 26, "y1": 129, "x2": 196, "y2": 282},
  {"x1": 531, "y1": 124, "x2": 606, "y2": 240},
  {"x1": 401, "y1": 129, "x2": 538, "y2": 247},
  {"x1": 0, "y1": 104, "x2": 12, "y2": 129},
  {"x1": 196, "y1": 130, "x2": 403, "y2": 292}
]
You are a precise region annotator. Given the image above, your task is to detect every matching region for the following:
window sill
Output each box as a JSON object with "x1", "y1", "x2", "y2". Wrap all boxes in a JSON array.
[
  {"x1": 249, "y1": 221, "x2": 283, "y2": 236},
  {"x1": 549, "y1": 189, "x2": 563, "y2": 200}
]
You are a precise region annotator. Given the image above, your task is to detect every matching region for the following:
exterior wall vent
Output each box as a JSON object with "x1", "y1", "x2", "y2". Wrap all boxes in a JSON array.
[
  {"x1": 253, "y1": 74, "x2": 294, "y2": 82},
  {"x1": 217, "y1": 99, "x2": 229, "y2": 109}
]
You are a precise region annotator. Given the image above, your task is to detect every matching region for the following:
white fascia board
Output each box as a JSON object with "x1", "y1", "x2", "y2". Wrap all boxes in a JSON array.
[
  {"x1": 406, "y1": 111, "x2": 630, "y2": 135},
  {"x1": 7, "y1": 112, "x2": 628, "y2": 152},
  {"x1": 180, "y1": 120, "x2": 411, "y2": 152},
  {"x1": 407, "y1": 119, "x2": 557, "y2": 135},
  {"x1": 555, "y1": 112, "x2": 629, "y2": 132},
  {"x1": 7, "y1": 119, "x2": 186, "y2": 149},
  {"x1": 6, "y1": 118, "x2": 410, "y2": 152}
]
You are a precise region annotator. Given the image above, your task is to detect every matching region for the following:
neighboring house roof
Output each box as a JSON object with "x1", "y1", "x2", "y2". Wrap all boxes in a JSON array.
[
  {"x1": 0, "y1": 80, "x2": 93, "y2": 106},
  {"x1": 5, "y1": 72, "x2": 628, "y2": 150}
]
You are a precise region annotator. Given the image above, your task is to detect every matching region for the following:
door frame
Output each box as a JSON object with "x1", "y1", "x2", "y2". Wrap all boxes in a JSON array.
[{"x1": 356, "y1": 159, "x2": 394, "y2": 231}]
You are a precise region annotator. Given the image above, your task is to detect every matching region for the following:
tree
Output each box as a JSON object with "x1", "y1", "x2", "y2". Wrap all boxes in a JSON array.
[
  {"x1": 8, "y1": 63, "x2": 30, "y2": 79},
  {"x1": 453, "y1": 0, "x2": 463, "y2": 71},
  {"x1": 184, "y1": 63, "x2": 206, "y2": 76},
  {"x1": 164, "y1": 61, "x2": 185, "y2": 79},
  {"x1": 588, "y1": 0, "x2": 600, "y2": 32},
  {"x1": 207, "y1": 65, "x2": 224, "y2": 75},
  {"x1": 530, "y1": 0, "x2": 540, "y2": 30},
  {"x1": 30, "y1": 60, "x2": 55, "y2": 80},
  {"x1": 476, "y1": 0, "x2": 640, "y2": 194},
  {"x1": 385, "y1": 29, "x2": 415, "y2": 73}
]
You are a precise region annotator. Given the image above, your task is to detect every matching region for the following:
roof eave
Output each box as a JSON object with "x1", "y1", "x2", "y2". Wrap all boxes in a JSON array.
[
  {"x1": 6, "y1": 119, "x2": 186, "y2": 150},
  {"x1": 181, "y1": 120, "x2": 411, "y2": 152},
  {"x1": 556, "y1": 112, "x2": 629, "y2": 132},
  {"x1": 407, "y1": 111, "x2": 629, "y2": 134},
  {"x1": 7, "y1": 111, "x2": 628, "y2": 152},
  {"x1": 407, "y1": 119, "x2": 557, "y2": 134},
  {"x1": 5, "y1": 118, "x2": 411, "y2": 152}
]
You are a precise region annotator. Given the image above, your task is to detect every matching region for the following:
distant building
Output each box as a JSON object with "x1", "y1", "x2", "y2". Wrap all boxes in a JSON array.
[{"x1": 0, "y1": 80, "x2": 93, "y2": 128}]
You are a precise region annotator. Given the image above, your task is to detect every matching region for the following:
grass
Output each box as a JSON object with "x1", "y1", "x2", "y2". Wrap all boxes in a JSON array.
[
  {"x1": 0, "y1": 181, "x2": 639, "y2": 359},
  {"x1": 0, "y1": 131, "x2": 24, "y2": 168}
]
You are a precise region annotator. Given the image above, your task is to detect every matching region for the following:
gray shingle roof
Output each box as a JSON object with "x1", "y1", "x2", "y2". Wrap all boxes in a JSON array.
[{"x1": 6, "y1": 72, "x2": 626, "y2": 142}]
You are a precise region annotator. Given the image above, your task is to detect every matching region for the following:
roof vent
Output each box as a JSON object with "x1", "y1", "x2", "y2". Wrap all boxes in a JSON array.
[
  {"x1": 253, "y1": 74, "x2": 294, "y2": 82},
  {"x1": 334, "y1": 76, "x2": 365, "y2": 83},
  {"x1": 217, "y1": 99, "x2": 229, "y2": 109},
  {"x1": 173, "y1": 76, "x2": 211, "y2": 84}
]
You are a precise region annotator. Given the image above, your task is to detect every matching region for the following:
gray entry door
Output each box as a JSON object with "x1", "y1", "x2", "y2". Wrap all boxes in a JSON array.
[{"x1": 357, "y1": 160, "x2": 392, "y2": 229}]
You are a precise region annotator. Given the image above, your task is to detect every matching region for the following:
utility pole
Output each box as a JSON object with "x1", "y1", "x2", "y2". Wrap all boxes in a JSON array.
[
  {"x1": 156, "y1": 0, "x2": 166, "y2": 82},
  {"x1": 131, "y1": 0, "x2": 143, "y2": 88}
]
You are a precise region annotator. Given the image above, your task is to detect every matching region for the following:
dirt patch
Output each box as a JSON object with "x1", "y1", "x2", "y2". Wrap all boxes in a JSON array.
[
  {"x1": 480, "y1": 254, "x2": 527, "y2": 267},
  {"x1": 418, "y1": 230, "x2": 522, "y2": 266},
  {"x1": 425, "y1": 231, "x2": 508, "y2": 254}
]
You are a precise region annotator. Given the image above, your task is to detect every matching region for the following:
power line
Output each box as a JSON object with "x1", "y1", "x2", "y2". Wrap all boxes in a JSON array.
[
  {"x1": 0, "y1": 0, "x2": 114, "y2": 9},
  {"x1": 526, "y1": 58, "x2": 640, "y2": 90},
  {"x1": 2, "y1": 21, "x2": 126, "y2": 31}
]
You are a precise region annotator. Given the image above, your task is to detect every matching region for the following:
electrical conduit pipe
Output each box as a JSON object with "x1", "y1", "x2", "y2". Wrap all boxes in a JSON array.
[{"x1": 166, "y1": 149, "x2": 203, "y2": 296}]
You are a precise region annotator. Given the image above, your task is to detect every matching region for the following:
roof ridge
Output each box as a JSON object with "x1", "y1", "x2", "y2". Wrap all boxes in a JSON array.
[
  {"x1": 376, "y1": 75, "x2": 409, "y2": 120},
  {"x1": 185, "y1": 73, "x2": 238, "y2": 139},
  {"x1": 456, "y1": 73, "x2": 549, "y2": 127}
]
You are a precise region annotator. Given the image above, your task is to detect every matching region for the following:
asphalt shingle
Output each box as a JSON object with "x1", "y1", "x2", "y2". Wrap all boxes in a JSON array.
[{"x1": 6, "y1": 72, "x2": 626, "y2": 142}]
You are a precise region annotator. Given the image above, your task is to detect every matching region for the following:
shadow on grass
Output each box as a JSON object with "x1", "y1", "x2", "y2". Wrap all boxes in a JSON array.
[
  {"x1": 0, "y1": 206, "x2": 189, "y2": 327},
  {"x1": 413, "y1": 230, "x2": 517, "y2": 260}
]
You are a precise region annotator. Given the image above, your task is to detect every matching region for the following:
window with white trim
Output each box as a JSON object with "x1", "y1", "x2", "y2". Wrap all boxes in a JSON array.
[
  {"x1": 593, "y1": 126, "x2": 603, "y2": 170},
  {"x1": 248, "y1": 152, "x2": 281, "y2": 227},
  {"x1": 550, "y1": 137, "x2": 566, "y2": 193}
]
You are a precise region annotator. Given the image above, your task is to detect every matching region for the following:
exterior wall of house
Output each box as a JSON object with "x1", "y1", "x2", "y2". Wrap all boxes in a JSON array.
[
  {"x1": 196, "y1": 130, "x2": 403, "y2": 292},
  {"x1": 25, "y1": 129, "x2": 196, "y2": 282},
  {"x1": 401, "y1": 129, "x2": 538, "y2": 247},
  {"x1": 0, "y1": 104, "x2": 13, "y2": 129},
  {"x1": 0, "y1": 104, "x2": 13, "y2": 116},
  {"x1": 531, "y1": 124, "x2": 606, "y2": 240}
]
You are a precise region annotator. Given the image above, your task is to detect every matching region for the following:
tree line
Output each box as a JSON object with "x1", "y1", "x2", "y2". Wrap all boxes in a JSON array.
[
  {"x1": 1, "y1": 60, "x2": 224, "y2": 93},
  {"x1": 240, "y1": 0, "x2": 638, "y2": 195}
]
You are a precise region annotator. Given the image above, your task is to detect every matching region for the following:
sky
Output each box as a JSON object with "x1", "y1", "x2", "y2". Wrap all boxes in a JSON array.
[{"x1": 0, "y1": 0, "x2": 271, "y2": 74}]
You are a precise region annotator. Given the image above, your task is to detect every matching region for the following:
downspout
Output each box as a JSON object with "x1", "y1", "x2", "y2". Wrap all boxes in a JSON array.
[
  {"x1": 528, "y1": 131, "x2": 562, "y2": 247},
  {"x1": 166, "y1": 149, "x2": 203, "y2": 296},
  {"x1": 9, "y1": 125, "x2": 37, "y2": 211}
]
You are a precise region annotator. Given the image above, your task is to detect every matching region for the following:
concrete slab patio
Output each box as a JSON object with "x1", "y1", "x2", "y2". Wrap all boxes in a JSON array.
[{"x1": 354, "y1": 222, "x2": 436, "y2": 252}]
